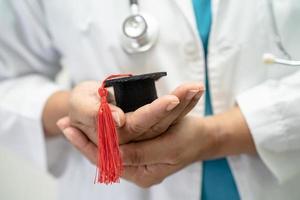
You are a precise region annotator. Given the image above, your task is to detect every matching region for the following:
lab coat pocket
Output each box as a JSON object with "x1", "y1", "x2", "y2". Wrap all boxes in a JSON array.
[{"x1": 262, "y1": 0, "x2": 300, "y2": 80}]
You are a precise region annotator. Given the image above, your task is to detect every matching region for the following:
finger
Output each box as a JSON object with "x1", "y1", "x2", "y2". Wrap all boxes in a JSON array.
[
  {"x1": 160, "y1": 82, "x2": 204, "y2": 124},
  {"x1": 69, "y1": 121, "x2": 98, "y2": 145},
  {"x1": 120, "y1": 133, "x2": 174, "y2": 166},
  {"x1": 69, "y1": 104, "x2": 126, "y2": 145},
  {"x1": 172, "y1": 83, "x2": 205, "y2": 116},
  {"x1": 62, "y1": 126, "x2": 98, "y2": 165},
  {"x1": 174, "y1": 90, "x2": 203, "y2": 121},
  {"x1": 70, "y1": 95, "x2": 125, "y2": 129},
  {"x1": 107, "y1": 104, "x2": 126, "y2": 128},
  {"x1": 118, "y1": 95, "x2": 179, "y2": 144},
  {"x1": 135, "y1": 83, "x2": 204, "y2": 141},
  {"x1": 58, "y1": 115, "x2": 97, "y2": 144}
]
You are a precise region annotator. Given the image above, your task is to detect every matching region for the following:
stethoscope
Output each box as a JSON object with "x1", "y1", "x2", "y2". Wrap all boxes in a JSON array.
[
  {"x1": 121, "y1": 0, "x2": 159, "y2": 54},
  {"x1": 121, "y1": 0, "x2": 300, "y2": 66}
]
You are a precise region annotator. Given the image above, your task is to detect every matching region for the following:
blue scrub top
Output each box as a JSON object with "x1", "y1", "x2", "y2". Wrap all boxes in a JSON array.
[{"x1": 192, "y1": 0, "x2": 240, "y2": 199}]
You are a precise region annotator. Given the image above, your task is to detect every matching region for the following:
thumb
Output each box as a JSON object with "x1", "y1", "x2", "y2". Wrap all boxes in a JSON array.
[
  {"x1": 118, "y1": 95, "x2": 179, "y2": 144},
  {"x1": 56, "y1": 116, "x2": 71, "y2": 130}
]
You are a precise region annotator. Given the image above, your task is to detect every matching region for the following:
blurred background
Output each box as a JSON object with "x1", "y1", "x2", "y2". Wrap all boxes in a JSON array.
[
  {"x1": 0, "y1": 1, "x2": 70, "y2": 199},
  {"x1": 0, "y1": 146, "x2": 57, "y2": 200}
]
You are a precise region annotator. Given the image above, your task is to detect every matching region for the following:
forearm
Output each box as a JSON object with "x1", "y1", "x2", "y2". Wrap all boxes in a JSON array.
[
  {"x1": 42, "y1": 91, "x2": 71, "y2": 137},
  {"x1": 204, "y1": 106, "x2": 256, "y2": 159}
]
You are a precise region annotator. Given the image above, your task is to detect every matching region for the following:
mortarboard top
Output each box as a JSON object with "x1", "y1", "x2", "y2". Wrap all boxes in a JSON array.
[{"x1": 105, "y1": 72, "x2": 167, "y2": 112}]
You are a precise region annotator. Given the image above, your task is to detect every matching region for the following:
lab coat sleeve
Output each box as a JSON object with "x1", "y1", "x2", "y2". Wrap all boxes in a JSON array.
[
  {"x1": 237, "y1": 70, "x2": 300, "y2": 183},
  {"x1": 0, "y1": 0, "x2": 62, "y2": 170}
]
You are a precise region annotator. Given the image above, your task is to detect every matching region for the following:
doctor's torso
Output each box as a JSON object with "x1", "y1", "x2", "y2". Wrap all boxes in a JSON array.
[
  {"x1": 42, "y1": 0, "x2": 299, "y2": 112},
  {"x1": 10, "y1": 0, "x2": 300, "y2": 199}
]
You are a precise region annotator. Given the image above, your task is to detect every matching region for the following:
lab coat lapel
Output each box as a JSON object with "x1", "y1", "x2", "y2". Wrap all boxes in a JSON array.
[{"x1": 172, "y1": 0, "x2": 198, "y2": 33}]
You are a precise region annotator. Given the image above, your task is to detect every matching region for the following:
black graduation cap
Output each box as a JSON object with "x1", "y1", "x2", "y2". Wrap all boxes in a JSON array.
[{"x1": 105, "y1": 72, "x2": 167, "y2": 113}]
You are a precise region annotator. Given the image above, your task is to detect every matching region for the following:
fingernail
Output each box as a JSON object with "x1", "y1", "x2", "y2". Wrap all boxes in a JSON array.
[
  {"x1": 62, "y1": 128, "x2": 69, "y2": 138},
  {"x1": 166, "y1": 100, "x2": 180, "y2": 111},
  {"x1": 186, "y1": 89, "x2": 200, "y2": 100},
  {"x1": 112, "y1": 112, "x2": 121, "y2": 127}
]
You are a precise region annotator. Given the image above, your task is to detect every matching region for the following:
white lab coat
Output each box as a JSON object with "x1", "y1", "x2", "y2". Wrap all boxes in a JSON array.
[{"x1": 0, "y1": 0, "x2": 300, "y2": 199}]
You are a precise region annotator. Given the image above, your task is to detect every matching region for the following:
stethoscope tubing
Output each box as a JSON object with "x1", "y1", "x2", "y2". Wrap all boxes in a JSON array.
[{"x1": 263, "y1": 0, "x2": 300, "y2": 66}]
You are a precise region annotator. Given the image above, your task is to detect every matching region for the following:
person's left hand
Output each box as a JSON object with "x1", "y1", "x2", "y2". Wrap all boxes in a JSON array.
[
  {"x1": 120, "y1": 106, "x2": 257, "y2": 188},
  {"x1": 119, "y1": 115, "x2": 218, "y2": 188}
]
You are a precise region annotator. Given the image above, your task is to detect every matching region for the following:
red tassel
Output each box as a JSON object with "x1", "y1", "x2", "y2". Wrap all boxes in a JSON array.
[{"x1": 95, "y1": 74, "x2": 132, "y2": 184}]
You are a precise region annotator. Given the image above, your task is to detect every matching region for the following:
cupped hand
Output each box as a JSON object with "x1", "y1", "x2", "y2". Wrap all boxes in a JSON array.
[
  {"x1": 118, "y1": 82, "x2": 205, "y2": 144},
  {"x1": 120, "y1": 116, "x2": 218, "y2": 188}
]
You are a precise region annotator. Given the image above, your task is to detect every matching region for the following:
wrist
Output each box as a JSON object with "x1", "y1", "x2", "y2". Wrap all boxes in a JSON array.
[
  {"x1": 191, "y1": 116, "x2": 221, "y2": 161},
  {"x1": 199, "y1": 116, "x2": 223, "y2": 160},
  {"x1": 206, "y1": 107, "x2": 256, "y2": 159},
  {"x1": 42, "y1": 90, "x2": 71, "y2": 137}
]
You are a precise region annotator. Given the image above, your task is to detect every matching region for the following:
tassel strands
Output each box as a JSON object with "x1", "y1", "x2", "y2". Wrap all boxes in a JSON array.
[{"x1": 95, "y1": 74, "x2": 132, "y2": 184}]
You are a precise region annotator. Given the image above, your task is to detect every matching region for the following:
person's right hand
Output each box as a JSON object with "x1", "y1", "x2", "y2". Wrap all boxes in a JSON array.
[
  {"x1": 42, "y1": 81, "x2": 125, "y2": 137},
  {"x1": 67, "y1": 81, "x2": 126, "y2": 145}
]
